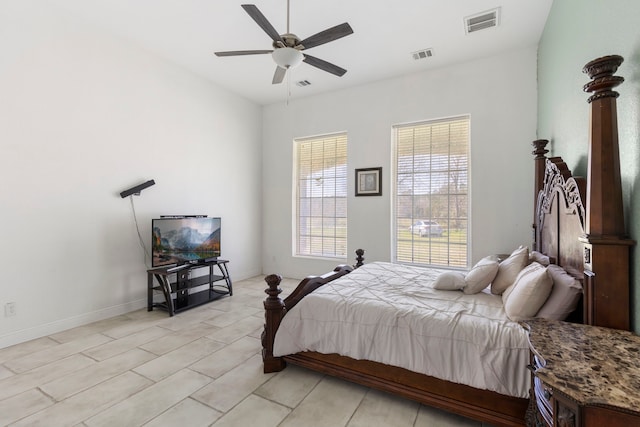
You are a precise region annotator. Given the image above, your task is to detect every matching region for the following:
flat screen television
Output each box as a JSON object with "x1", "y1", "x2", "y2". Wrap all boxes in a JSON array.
[{"x1": 152, "y1": 217, "x2": 221, "y2": 268}]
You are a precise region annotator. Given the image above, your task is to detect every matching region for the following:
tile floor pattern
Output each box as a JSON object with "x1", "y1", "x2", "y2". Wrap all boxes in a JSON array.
[{"x1": 0, "y1": 275, "x2": 496, "y2": 427}]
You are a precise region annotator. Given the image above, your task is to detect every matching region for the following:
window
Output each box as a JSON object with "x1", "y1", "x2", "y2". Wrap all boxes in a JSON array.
[
  {"x1": 295, "y1": 133, "x2": 347, "y2": 258},
  {"x1": 393, "y1": 116, "x2": 469, "y2": 267}
]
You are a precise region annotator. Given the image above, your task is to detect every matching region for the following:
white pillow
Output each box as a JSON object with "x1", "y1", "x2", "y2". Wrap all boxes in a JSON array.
[
  {"x1": 463, "y1": 256, "x2": 499, "y2": 294},
  {"x1": 491, "y1": 246, "x2": 529, "y2": 295},
  {"x1": 535, "y1": 264, "x2": 583, "y2": 320},
  {"x1": 433, "y1": 271, "x2": 466, "y2": 290},
  {"x1": 503, "y1": 262, "x2": 553, "y2": 321}
]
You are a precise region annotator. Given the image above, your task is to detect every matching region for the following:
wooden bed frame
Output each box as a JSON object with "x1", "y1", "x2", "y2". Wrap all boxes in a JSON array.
[{"x1": 260, "y1": 55, "x2": 633, "y2": 427}]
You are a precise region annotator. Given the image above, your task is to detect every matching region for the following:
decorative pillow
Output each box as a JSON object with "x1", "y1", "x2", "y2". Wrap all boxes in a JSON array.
[
  {"x1": 535, "y1": 264, "x2": 583, "y2": 320},
  {"x1": 433, "y1": 271, "x2": 466, "y2": 291},
  {"x1": 463, "y1": 256, "x2": 499, "y2": 294},
  {"x1": 503, "y1": 262, "x2": 553, "y2": 321},
  {"x1": 529, "y1": 250, "x2": 551, "y2": 267},
  {"x1": 491, "y1": 246, "x2": 529, "y2": 295}
]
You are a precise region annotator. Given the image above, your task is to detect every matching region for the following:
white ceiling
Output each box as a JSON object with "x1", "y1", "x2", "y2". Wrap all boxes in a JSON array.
[{"x1": 46, "y1": 0, "x2": 553, "y2": 105}]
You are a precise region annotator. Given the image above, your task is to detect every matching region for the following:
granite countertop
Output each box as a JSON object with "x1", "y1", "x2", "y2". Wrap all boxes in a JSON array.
[{"x1": 522, "y1": 318, "x2": 640, "y2": 414}]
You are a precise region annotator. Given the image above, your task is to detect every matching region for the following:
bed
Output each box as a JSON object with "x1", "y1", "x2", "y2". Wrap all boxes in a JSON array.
[{"x1": 260, "y1": 55, "x2": 632, "y2": 427}]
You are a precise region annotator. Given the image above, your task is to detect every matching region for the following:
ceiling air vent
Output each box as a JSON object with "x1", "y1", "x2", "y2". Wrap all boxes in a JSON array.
[
  {"x1": 296, "y1": 80, "x2": 311, "y2": 87},
  {"x1": 465, "y1": 8, "x2": 500, "y2": 34},
  {"x1": 412, "y1": 48, "x2": 433, "y2": 61}
]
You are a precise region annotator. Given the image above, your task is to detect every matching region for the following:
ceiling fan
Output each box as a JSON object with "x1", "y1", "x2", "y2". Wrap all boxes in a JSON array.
[{"x1": 214, "y1": 1, "x2": 353, "y2": 84}]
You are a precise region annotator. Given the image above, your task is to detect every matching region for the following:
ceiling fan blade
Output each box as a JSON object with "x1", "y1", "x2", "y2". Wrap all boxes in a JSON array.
[
  {"x1": 299, "y1": 23, "x2": 353, "y2": 50},
  {"x1": 215, "y1": 50, "x2": 273, "y2": 57},
  {"x1": 241, "y1": 4, "x2": 284, "y2": 44},
  {"x1": 272, "y1": 66, "x2": 287, "y2": 84},
  {"x1": 303, "y1": 54, "x2": 347, "y2": 77}
]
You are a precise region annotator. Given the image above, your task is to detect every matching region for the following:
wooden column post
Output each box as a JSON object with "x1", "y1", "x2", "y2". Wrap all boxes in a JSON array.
[
  {"x1": 580, "y1": 55, "x2": 634, "y2": 330},
  {"x1": 262, "y1": 274, "x2": 286, "y2": 372},
  {"x1": 532, "y1": 139, "x2": 549, "y2": 252}
]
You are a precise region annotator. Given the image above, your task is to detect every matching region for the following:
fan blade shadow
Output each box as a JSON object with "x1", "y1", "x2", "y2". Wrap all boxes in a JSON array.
[
  {"x1": 303, "y1": 54, "x2": 347, "y2": 77},
  {"x1": 299, "y1": 23, "x2": 353, "y2": 50},
  {"x1": 242, "y1": 4, "x2": 284, "y2": 44}
]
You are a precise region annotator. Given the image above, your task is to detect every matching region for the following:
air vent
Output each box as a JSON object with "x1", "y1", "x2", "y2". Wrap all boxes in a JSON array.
[
  {"x1": 296, "y1": 80, "x2": 311, "y2": 87},
  {"x1": 465, "y1": 8, "x2": 500, "y2": 34},
  {"x1": 412, "y1": 48, "x2": 433, "y2": 61}
]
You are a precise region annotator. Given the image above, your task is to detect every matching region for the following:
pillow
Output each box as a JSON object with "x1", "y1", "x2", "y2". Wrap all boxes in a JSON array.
[
  {"x1": 491, "y1": 246, "x2": 529, "y2": 295},
  {"x1": 463, "y1": 256, "x2": 499, "y2": 294},
  {"x1": 535, "y1": 264, "x2": 583, "y2": 320},
  {"x1": 503, "y1": 262, "x2": 553, "y2": 321},
  {"x1": 433, "y1": 271, "x2": 466, "y2": 290},
  {"x1": 529, "y1": 250, "x2": 551, "y2": 267}
]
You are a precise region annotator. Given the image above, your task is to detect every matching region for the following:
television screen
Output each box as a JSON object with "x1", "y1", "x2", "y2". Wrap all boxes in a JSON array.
[{"x1": 152, "y1": 217, "x2": 221, "y2": 268}]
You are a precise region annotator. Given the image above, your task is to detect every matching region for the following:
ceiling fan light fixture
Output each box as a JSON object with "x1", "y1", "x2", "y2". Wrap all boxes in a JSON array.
[{"x1": 272, "y1": 47, "x2": 303, "y2": 68}]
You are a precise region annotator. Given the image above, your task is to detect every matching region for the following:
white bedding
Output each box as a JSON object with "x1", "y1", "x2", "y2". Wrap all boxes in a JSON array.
[{"x1": 273, "y1": 261, "x2": 531, "y2": 398}]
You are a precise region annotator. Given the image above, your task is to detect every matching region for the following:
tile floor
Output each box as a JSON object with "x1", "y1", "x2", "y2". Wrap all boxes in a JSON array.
[{"x1": 0, "y1": 275, "x2": 493, "y2": 427}]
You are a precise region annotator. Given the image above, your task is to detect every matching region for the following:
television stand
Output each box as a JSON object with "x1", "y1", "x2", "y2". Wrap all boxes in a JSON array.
[{"x1": 147, "y1": 259, "x2": 232, "y2": 316}]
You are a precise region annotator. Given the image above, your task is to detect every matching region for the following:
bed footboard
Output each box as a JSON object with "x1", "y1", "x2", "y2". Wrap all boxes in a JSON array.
[{"x1": 262, "y1": 250, "x2": 363, "y2": 373}]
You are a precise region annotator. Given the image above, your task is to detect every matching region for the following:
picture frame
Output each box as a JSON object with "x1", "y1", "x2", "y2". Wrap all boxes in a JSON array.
[{"x1": 355, "y1": 167, "x2": 382, "y2": 196}]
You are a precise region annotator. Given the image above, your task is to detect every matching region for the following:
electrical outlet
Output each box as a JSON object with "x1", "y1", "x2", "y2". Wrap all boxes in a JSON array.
[{"x1": 5, "y1": 302, "x2": 16, "y2": 317}]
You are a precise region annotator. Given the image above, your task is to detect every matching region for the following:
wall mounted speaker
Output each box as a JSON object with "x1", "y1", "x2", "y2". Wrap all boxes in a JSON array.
[{"x1": 120, "y1": 179, "x2": 155, "y2": 198}]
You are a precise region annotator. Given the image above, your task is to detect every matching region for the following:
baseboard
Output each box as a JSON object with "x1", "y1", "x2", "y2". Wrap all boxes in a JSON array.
[{"x1": 0, "y1": 298, "x2": 147, "y2": 350}]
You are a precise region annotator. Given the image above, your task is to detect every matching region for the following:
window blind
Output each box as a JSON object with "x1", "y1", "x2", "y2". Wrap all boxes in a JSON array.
[
  {"x1": 393, "y1": 117, "x2": 469, "y2": 267},
  {"x1": 295, "y1": 133, "x2": 347, "y2": 258}
]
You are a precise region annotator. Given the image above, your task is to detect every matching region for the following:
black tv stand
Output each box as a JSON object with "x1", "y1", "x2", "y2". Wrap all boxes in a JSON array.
[{"x1": 147, "y1": 259, "x2": 232, "y2": 316}]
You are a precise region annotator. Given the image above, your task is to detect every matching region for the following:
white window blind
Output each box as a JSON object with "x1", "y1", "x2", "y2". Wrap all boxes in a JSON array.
[
  {"x1": 295, "y1": 133, "x2": 347, "y2": 258},
  {"x1": 393, "y1": 117, "x2": 469, "y2": 267}
]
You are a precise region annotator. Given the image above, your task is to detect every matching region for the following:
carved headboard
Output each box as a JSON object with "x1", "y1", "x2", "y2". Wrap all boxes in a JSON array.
[{"x1": 532, "y1": 55, "x2": 634, "y2": 331}]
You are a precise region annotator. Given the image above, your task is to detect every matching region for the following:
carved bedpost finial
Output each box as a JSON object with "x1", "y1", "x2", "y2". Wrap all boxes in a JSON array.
[
  {"x1": 264, "y1": 274, "x2": 283, "y2": 300},
  {"x1": 582, "y1": 55, "x2": 624, "y2": 103},
  {"x1": 262, "y1": 274, "x2": 286, "y2": 372},
  {"x1": 354, "y1": 248, "x2": 365, "y2": 268},
  {"x1": 531, "y1": 139, "x2": 549, "y2": 159}
]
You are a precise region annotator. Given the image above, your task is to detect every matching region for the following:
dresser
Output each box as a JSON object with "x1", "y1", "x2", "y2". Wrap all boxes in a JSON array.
[{"x1": 523, "y1": 318, "x2": 640, "y2": 427}]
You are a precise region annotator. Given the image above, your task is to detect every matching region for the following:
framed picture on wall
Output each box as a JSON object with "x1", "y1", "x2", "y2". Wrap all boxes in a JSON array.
[{"x1": 355, "y1": 167, "x2": 382, "y2": 196}]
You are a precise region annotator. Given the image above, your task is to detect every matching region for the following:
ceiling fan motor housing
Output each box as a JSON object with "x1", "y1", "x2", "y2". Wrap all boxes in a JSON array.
[{"x1": 275, "y1": 33, "x2": 301, "y2": 48}]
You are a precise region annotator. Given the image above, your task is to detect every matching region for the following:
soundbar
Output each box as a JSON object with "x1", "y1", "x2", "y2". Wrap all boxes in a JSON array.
[{"x1": 120, "y1": 179, "x2": 155, "y2": 198}]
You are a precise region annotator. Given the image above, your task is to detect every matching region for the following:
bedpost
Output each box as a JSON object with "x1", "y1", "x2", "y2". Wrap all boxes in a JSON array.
[
  {"x1": 262, "y1": 274, "x2": 286, "y2": 372},
  {"x1": 532, "y1": 139, "x2": 549, "y2": 251},
  {"x1": 354, "y1": 248, "x2": 365, "y2": 268},
  {"x1": 580, "y1": 55, "x2": 635, "y2": 330}
]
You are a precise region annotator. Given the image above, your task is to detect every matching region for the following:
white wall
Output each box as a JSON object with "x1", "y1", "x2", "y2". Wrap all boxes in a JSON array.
[
  {"x1": 262, "y1": 47, "x2": 539, "y2": 279},
  {"x1": 0, "y1": 1, "x2": 263, "y2": 348}
]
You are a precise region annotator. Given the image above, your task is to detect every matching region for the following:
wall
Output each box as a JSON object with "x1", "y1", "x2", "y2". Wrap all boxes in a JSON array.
[
  {"x1": 0, "y1": 2, "x2": 263, "y2": 348},
  {"x1": 262, "y1": 47, "x2": 539, "y2": 279},
  {"x1": 537, "y1": 0, "x2": 640, "y2": 331}
]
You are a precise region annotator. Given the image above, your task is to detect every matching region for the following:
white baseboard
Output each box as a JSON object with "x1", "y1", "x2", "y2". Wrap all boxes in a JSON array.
[{"x1": 0, "y1": 299, "x2": 147, "y2": 350}]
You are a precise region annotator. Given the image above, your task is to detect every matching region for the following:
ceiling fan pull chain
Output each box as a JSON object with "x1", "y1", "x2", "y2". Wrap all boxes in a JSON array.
[{"x1": 286, "y1": 68, "x2": 291, "y2": 106}]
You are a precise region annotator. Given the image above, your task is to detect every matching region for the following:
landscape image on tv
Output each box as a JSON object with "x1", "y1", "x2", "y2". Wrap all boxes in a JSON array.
[{"x1": 152, "y1": 217, "x2": 221, "y2": 267}]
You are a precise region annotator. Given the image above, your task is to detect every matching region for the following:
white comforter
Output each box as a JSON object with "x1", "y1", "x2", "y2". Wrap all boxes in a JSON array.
[{"x1": 273, "y1": 262, "x2": 530, "y2": 398}]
